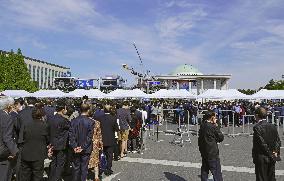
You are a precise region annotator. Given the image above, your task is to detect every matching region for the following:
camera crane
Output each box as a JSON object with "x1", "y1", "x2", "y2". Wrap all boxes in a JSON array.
[{"x1": 122, "y1": 43, "x2": 153, "y2": 90}]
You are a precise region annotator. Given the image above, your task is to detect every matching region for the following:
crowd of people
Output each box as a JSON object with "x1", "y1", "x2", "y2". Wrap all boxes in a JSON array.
[
  {"x1": 0, "y1": 96, "x2": 282, "y2": 181},
  {"x1": 0, "y1": 96, "x2": 149, "y2": 181}
]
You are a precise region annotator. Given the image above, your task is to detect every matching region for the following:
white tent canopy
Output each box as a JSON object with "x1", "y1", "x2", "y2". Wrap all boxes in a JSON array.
[
  {"x1": 148, "y1": 89, "x2": 196, "y2": 99},
  {"x1": 31, "y1": 89, "x2": 66, "y2": 98},
  {"x1": 198, "y1": 89, "x2": 250, "y2": 100},
  {"x1": 1, "y1": 90, "x2": 31, "y2": 97},
  {"x1": 105, "y1": 89, "x2": 148, "y2": 99},
  {"x1": 251, "y1": 89, "x2": 284, "y2": 99},
  {"x1": 66, "y1": 89, "x2": 106, "y2": 98}
]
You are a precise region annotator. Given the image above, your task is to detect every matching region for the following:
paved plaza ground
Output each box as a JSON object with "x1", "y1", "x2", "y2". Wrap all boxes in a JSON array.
[{"x1": 102, "y1": 122, "x2": 284, "y2": 181}]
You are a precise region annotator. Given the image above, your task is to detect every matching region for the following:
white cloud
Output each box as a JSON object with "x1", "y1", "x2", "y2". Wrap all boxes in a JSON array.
[
  {"x1": 156, "y1": 9, "x2": 207, "y2": 38},
  {"x1": 0, "y1": 0, "x2": 96, "y2": 30},
  {"x1": 1, "y1": 0, "x2": 284, "y2": 89},
  {"x1": 164, "y1": 0, "x2": 197, "y2": 8},
  {"x1": 13, "y1": 35, "x2": 47, "y2": 49}
]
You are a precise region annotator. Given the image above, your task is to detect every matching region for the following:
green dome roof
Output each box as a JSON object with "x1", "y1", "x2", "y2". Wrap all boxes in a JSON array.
[{"x1": 170, "y1": 64, "x2": 203, "y2": 76}]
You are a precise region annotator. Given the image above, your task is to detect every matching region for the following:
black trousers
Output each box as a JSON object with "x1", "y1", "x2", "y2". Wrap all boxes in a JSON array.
[
  {"x1": 113, "y1": 139, "x2": 120, "y2": 160},
  {"x1": 49, "y1": 150, "x2": 67, "y2": 181},
  {"x1": 72, "y1": 154, "x2": 90, "y2": 181},
  {"x1": 15, "y1": 149, "x2": 22, "y2": 181},
  {"x1": 128, "y1": 137, "x2": 138, "y2": 151},
  {"x1": 21, "y1": 160, "x2": 44, "y2": 181},
  {"x1": 103, "y1": 146, "x2": 114, "y2": 171},
  {"x1": 254, "y1": 155, "x2": 276, "y2": 181},
  {"x1": 201, "y1": 158, "x2": 223, "y2": 181},
  {"x1": 0, "y1": 159, "x2": 14, "y2": 181}
]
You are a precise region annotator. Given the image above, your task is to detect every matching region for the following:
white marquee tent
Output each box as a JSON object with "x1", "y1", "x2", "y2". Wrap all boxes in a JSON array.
[
  {"x1": 31, "y1": 89, "x2": 66, "y2": 98},
  {"x1": 148, "y1": 89, "x2": 196, "y2": 99},
  {"x1": 1, "y1": 90, "x2": 31, "y2": 97},
  {"x1": 251, "y1": 89, "x2": 284, "y2": 99},
  {"x1": 105, "y1": 89, "x2": 148, "y2": 99},
  {"x1": 197, "y1": 89, "x2": 250, "y2": 100},
  {"x1": 66, "y1": 89, "x2": 106, "y2": 98}
]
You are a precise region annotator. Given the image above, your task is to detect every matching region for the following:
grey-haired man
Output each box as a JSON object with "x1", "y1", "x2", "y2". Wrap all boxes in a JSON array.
[{"x1": 0, "y1": 96, "x2": 19, "y2": 181}]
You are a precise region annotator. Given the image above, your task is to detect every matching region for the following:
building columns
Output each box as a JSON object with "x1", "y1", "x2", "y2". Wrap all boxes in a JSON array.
[
  {"x1": 214, "y1": 79, "x2": 217, "y2": 89},
  {"x1": 188, "y1": 80, "x2": 192, "y2": 91},
  {"x1": 201, "y1": 79, "x2": 204, "y2": 91}
]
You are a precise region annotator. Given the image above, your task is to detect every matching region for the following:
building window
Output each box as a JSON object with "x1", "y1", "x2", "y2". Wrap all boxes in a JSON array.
[
  {"x1": 37, "y1": 66, "x2": 40, "y2": 86},
  {"x1": 41, "y1": 67, "x2": 44, "y2": 85},
  {"x1": 32, "y1": 66, "x2": 36, "y2": 81},
  {"x1": 28, "y1": 64, "x2": 31, "y2": 73}
]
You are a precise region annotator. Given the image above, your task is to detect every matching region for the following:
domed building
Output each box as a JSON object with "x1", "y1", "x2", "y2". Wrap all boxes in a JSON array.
[{"x1": 153, "y1": 64, "x2": 231, "y2": 94}]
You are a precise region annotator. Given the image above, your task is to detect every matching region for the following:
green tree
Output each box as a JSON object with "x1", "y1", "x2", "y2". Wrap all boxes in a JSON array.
[
  {"x1": 238, "y1": 89, "x2": 256, "y2": 95},
  {"x1": 264, "y1": 79, "x2": 284, "y2": 90},
  {"x1": 0, "y1": 49, "x2": 38, "y2": 92}
]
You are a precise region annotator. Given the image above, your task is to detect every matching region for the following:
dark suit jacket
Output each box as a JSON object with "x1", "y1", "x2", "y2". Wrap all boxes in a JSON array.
[
  {"x1": 93, "y1": 109, "x2": 105, "y2": 120},
  {"x1": 0, "y1": 110, "x2": 19, "y2": 159},
  {"x1": 252, "y1": 120, "x2": 281, "y2": 162},
  {"x1": 18, "y1": 106, "x2": 34, "y2": 144},
  {"x1": 20, "y1": 119, "x2": 49, "y2": 161},
  {"x1": 48, "y1": 114, "x2": 70, "y2": 151},
  {"x1": 44, "y1": 105, "x2": 56, "y2": 120},
  {"x1": 117, "y1": 108, "x2": 131, "y2": 131},
  {"x1": 10, "y1": 111, "x2": 21, "y2": 143},
  {"x1": 69, "y1": 115, "x2": 94, "y2": 154},
  {"x1": 98, "y1": 114, "x2": 119, "y2": 147},
  {"x1": 198, "y1": 121, "x2": 224, "y2": 160}
]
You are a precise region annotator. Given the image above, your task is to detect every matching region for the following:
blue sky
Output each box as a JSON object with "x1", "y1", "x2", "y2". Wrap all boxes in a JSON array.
[{"x1": 0, "y1": 0, "x2": 284, "y2": 89}]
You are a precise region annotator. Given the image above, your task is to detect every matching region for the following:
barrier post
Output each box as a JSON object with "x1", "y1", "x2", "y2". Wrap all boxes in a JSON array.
[
  {"x1": 196, "y1": 116, "x2": 199, "y2": 136},
  {"x1": 156, "y1": 115, "x2": 159, "y2": 142},
  {"x1": 248, "y1": 116, "x2": 250, "y2": 135},
  {"x1": 187, "y1": 110, "x2": 190, "y2": 132},
  {"x1": 227, "y1": 116, "x2": 230, "y2": 135},
  {"x1": 242, "y1": 115, "x2": 245, "y2": 133},
  {"x1": 232, "y1": 113, "x2": 235, "y2": 137},
  {"x1": 165, "y1": 113, "x2": 168, "y2": 132}
]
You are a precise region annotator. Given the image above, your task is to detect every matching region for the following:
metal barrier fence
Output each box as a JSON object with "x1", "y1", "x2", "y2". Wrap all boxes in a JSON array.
[
  {"x1": 160, "y1": 108, "x2": 191, "y2": 146},
  {"x1": 156, "y1": 108, "x2": 283, "y2": 140},
  {"x1": 242, "y1": 115, "x2": 255, "y2": 135}
]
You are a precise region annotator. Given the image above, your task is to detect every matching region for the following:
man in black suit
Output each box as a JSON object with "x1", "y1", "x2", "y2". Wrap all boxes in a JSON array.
[
  {"x1": 252, "y1": 107, "x2": 281, "y2": 181},
  {"x1": 69, "y1": 104, "x2": 94, "y2": 181},
  {"x1": 48, "y1": 99, "x2": 70, "y2": 181},
  {"x1": 0, "y1": 96, "x2": 19, "y2": 181},
  {"x1": 18, "y1": 97, "x2": 38, "y2": 144},
  {"x1": 9, "y1": 99, "x2": 23, "y2": 181},
  {"x1": 20, "y1": 106, "x2": 49, "y2": 181},
  {"x1": 99, "y1": 105, "x2": 119, "y2": 175},
  {"x1": 17, "y1": 97, "x2": 37, "y2": 181},
  {"x1": 198, "y1": 110, "x2": 224, "y2": 181}
]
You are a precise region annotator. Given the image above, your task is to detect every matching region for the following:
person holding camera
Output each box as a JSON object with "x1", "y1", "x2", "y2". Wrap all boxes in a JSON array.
[{"x1": 198, "y1": 110, "x2": 224, "y2": 181}]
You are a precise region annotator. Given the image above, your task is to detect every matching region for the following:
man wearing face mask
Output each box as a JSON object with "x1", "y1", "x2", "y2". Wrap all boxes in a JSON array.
[
  {"x1": 198, "y1": 110, "x2": 224, "y2": 181},
  {"x1": 48, "y1": 99, "x2": 70, "y2": 181}
]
